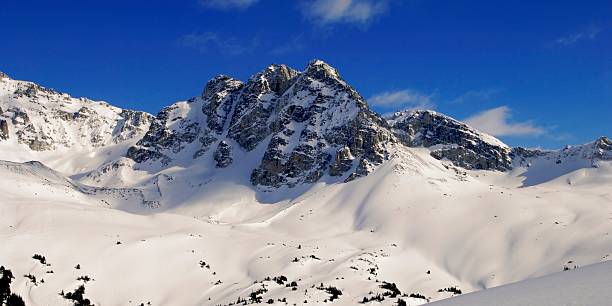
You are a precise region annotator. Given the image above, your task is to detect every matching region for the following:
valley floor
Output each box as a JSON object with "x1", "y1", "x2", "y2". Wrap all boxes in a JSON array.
[{"x1": 2, "y1": 153, "x2": 612, "y2": 305}]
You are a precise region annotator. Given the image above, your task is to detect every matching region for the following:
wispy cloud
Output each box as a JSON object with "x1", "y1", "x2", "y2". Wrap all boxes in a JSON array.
[
  {"x1": 555, "y1": 26, "x2": 602, "y2": 46},
  {"x1": 464, "y1": 106, "x2": 546, "y2": 137},
  {"x1": 300, "y1": 0, "x2": 389, "y2": 25},
  {"x1": 177, "y1": 32, "x2": 258, "y2": 55},
  {"x1": 368, "y1": 89, "x2": 434, "y2": 110},
  {"x1": 451, "y1": 88, "x2": 501, "y2": 104},
  {"x1": 198, "y1": 0, "x2": 259, "y2": 10},
  {"x1": 270, "y1": 36, "x2": 305, "y2": 56}
]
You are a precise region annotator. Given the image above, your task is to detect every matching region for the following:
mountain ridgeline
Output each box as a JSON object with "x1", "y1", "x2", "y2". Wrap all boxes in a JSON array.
[{"x1": 0, "y1": 61, "x2": 610, "y2": 190}]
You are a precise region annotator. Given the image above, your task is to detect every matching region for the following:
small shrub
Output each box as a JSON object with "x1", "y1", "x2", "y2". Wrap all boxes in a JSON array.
[
  {"x1": 24, "y1": 274, "x2": 37, "y2": 285},
  {"x1": 62, "y1": 285, "x2": 94, "y2": 306},
  {"x1": 32, "y1": 254, "x2": 47, "y2": 265},
  {"x1": 409, "y1": 293, "x2": 427, "y2": 301}
]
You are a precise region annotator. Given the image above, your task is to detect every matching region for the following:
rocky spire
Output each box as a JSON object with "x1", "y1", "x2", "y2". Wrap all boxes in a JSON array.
[{"x1": 261, "y1": 64, "x2": 299, "y2": 95}]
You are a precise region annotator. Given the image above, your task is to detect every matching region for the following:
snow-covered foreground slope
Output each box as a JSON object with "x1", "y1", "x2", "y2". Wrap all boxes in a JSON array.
[
  {"x1": 429, "y1": 260, "x2": 612, "y2": 306},
  {"x1": 2, "y1": 150, "x2": 612, "y2": 305}
]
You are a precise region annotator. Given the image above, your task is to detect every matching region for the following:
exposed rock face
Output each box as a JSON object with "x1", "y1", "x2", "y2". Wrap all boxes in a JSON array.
[
  {"x1": 388, "y1": 110, "x2": 512, "y2": 171},
  {"x1": 329, "y1": 146, "x2": 354, "y2": 176},
  {"x1": 250, "y1": 60, "x2": 394, "y2": 187},
  {"x1": 114, "y1": 110, "x2": 153, "y2": 143},
  {"x1": 202, "y1": 75, "x2": 244, "y2": 134},
  {"x1": 594, "y1": 136, "x2": 612, "y2": 160},
  {"x1": 213, "y1": 141, "x2": 233, "y2": 168},
  {"x1": 227, "y1": 64, "x2": 298, "y2": 151},
  {"x1": 127, "y1": 102, "x2": 203, "y2": 165},
  {"x1": 126, "y1": 146, "x2": 167, "y2": 164}
]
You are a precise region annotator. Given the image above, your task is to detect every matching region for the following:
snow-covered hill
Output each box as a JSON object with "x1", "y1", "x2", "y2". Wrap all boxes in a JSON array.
[{"x1": 1, "y1": 62, "x2": 611, "y2": 305}]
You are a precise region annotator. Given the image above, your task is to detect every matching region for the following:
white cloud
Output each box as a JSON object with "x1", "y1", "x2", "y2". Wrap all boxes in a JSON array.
[
  {"x1": 199, "y1": 0, "x2": 259, "y2": 10},
  {"x1": 368, "y1": 89, "x2": 434, "y2": 110},
  {"x1": 555, "y1": 26, "x2": 602, "y2": 46},
  {"x1": 178, "y1": 32, "x2": 257, "y2": 55},
  {"x1": 451, "y1": 88, "x2": 501, "y2": 104},
  {"x1": 464, "y1": 106, "x2": 546, "y2": 137},
  {"x1": 300, "y1": 0, "x2": 388, "y2": 25}
]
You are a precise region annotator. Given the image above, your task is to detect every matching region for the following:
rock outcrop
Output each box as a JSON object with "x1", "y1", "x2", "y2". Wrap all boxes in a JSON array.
[
  {"x1": 213, "y1": 141, "x2": 233, "y2": 168},
  {"x1": 388, "y1": 110, "x2": 512, "y2": 171},
  {"x1": 0, "y1": 119, "x2": 9, "y2": 140},
  {"x1": 227, "y1": 64, "x2": 298, "y2": 151}
]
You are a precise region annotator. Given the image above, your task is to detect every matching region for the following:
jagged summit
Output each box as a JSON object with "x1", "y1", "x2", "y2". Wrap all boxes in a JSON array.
[
  {"x1": 202, "y1": 75, "x2": 242, "y2": 99},
  {"x1": 127, "y1": 60, "x2": 395, "y2": 188},
  {"x1": 595, "y1": 136, "x2": 611, "y2": 151},
  {"x1": 304, "y1": 59, "x2": 341, "y2": 80}
]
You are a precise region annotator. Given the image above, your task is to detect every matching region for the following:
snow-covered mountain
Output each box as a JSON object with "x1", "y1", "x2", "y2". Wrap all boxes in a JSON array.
[
  {"x1": 125, "y1": 60, "x2": 394, "y2": 190},
  {"x1": 0, "y1": 71, "x2": 152, "y2": 174},
  {"x1": 1, "y1": 62, "x2": 611, "y2": 306}
]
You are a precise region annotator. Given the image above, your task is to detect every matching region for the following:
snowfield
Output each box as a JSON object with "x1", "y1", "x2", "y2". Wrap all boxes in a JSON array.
[{"x1": 1, "y1": 149, "x2": 611, "y2": 305}]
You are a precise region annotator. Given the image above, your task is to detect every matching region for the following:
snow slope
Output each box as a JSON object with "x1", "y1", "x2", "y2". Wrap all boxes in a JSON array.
[
  {"x1": 2, "y1": 149, "x2": 612, "y2": 305},
  {"x1": 429, "y1": 260, "x2": 612, "y2": 306}
]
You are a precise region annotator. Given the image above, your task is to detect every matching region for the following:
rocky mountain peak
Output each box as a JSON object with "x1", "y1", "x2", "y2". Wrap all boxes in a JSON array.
[
  {"x1": 125, "y1": 60, "x2": 396, "y2": 188},
  {"x1": 595, "y1": 136, "x2": 611, "y2": 151},
  {"x1": 262, "y1": 64, "x2": 299, "y2": 95},
  {"x1": 202, "y1": 75, "x2": 243, "y2": 99},
  {"x1": 304, "y1": 59, "x2": 341, "y2": 81},
  {"x1": 244, "y1": 64, "x2": 299, "y2": 96},
  {"x1": 0, "y1": 71, "x2": 9, "y2": 80}
]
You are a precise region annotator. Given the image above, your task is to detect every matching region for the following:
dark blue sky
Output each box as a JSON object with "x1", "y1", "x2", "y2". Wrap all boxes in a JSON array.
[{"x1": 1, "y1": 0, "x2": 610, "y2": 148}]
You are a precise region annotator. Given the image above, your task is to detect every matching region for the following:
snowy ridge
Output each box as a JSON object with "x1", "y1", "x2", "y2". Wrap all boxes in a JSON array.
[
  {"x1": 388, "y1": 110, "x2": 512, "y2": 171},
  {"x1": 0, "y1": 73, "x2": 152, "y2": 174}
]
